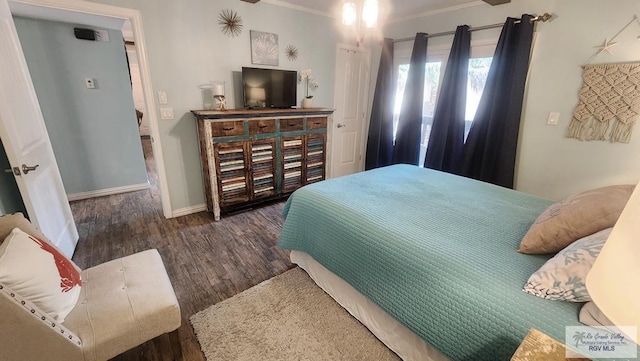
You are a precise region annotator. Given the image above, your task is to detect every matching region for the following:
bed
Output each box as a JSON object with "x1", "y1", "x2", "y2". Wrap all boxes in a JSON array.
[{"x1": 278, "y1": 164, "x2": 583, "y2": 361}]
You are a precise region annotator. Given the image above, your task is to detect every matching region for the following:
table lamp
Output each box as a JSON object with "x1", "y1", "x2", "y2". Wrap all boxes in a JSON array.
[{"x1": 586, "y1": 181, "x2": 640, "y2": 344}]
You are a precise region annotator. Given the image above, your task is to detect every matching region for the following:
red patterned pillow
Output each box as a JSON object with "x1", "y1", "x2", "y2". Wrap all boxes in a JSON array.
[{"x1": 0, "y1": 228, "x2": 82, "y2": 322}]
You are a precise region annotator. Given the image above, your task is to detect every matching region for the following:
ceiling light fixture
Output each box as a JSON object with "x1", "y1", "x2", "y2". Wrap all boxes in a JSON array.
[
  {"x1": 361, "y1": 0, "x2": 378, "y2": 28},
  {"x1": 342, "y1": 0, "x2": 379, "y2": 44}
]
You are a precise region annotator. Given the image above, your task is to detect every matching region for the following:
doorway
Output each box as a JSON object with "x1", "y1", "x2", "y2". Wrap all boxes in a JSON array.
[
  {"x1": 13, "y1": 16, "x2": 152, "y2": 204},
  {"x1": 6, "y1": 0, "x2": 173, "y2": 218},
  {"x1": 330, "y1": 44, "x2": 371, "y2": 179}
]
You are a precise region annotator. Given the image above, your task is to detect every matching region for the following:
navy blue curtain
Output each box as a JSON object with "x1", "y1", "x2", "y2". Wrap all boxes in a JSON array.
[
  {"x1": 365, "y1": 38, "x2": 395, "y2": 170},
  {"x1": 424, "y1": 25, "x2": 470, "y2": 172},
  {"x1": 457, "y1": 15, "x2": 534, "y2": 188},
  {"x1": 392, "y1": 33, "x2": 428, "y2": 165}
]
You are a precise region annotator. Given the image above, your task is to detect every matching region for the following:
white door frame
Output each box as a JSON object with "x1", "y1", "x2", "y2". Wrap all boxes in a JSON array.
[
  {"x1": 330, "y1": 43, "x2": 371, "y2": 178},
  {"x1": 7, "y1": 0, "x2": 173, "y2": 218}
]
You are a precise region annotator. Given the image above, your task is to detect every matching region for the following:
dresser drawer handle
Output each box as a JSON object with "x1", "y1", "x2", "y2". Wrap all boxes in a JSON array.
[
  {"x1": 223, "y1": 127, "x2": 234, "y2": 131},
  {"x1": 287, "y1": 123, "x2": 297, "y2": 126},
  {"x1": 259, "y1": 124, "x2": 269, "y2": 129},
  {"x1": 313, "y1": 121, "x2": 321, "y2": 125}
]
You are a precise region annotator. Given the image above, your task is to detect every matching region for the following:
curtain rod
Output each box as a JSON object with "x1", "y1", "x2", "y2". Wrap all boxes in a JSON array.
[{"x1": 392, "y1": 13, "x2": 552, "y2": 43}]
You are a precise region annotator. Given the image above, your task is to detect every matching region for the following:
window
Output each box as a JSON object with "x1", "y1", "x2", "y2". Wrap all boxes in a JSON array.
[
  {"x1": 393, "y1": 61, "x2": 442, "y2": 152},
  {"x1": 465, "y1": 57, "x2": 492, "y2": 140},
  {"x1": 393, "y1": 40, "x2": 496, "y2": 166}
]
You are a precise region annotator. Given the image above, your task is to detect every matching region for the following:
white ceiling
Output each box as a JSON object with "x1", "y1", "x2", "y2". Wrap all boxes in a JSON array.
[{"x1": 261, "y1": 0, "x2": 484, "y2": 22}]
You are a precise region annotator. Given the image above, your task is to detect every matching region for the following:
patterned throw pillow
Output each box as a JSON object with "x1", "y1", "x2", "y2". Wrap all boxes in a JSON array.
[
  {"x1": 523, "y1": 228, "x2": 612, "y2": 302},
  {"x1": 0, "y1": 228, "x2": 82, "y2": 322}
]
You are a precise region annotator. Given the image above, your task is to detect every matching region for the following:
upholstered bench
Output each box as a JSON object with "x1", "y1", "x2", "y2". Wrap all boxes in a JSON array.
[{"x1": 0, "y1": 213, "x2": 182, "y2": 361}]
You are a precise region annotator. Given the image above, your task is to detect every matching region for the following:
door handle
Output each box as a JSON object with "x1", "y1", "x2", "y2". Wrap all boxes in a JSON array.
[
  {"x1": 22, "y1": 164, "x2": 39, "y2": 174},
  {"x1": 336, "y1": 123, "x2": 346, "y2": 128}
]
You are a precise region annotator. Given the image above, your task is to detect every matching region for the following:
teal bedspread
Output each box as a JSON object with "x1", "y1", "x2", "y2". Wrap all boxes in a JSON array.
[{"x1": 278, "y1": 165, "x2": 583, "y2": 361}]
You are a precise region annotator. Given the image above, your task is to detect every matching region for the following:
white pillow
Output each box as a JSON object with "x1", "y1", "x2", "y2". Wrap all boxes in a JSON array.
[
  {"x1": 522, "y1": 228, "x2": 612, "y2": 302},
  {"x1": 0, "y1": 228, "x2": 82, "y2": 322}
]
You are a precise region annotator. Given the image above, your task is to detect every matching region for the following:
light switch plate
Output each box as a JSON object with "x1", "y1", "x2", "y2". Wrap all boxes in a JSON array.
[
  {"x1": 158, "y1": 91, "x2": 168, "y2": 104},
  {"x1": 547, "y1": 112, "x2": 560, "y2": 126}
]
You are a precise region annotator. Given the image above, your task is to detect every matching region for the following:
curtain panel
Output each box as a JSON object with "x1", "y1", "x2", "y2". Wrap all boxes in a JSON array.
[
  {"x1": 424, "y1": 25, "x2": 470, "y2": 172},
  {"x1": 392, "y1": 33, "x2": 428, "y2": 165},
  {"x1": 457, "y1": 15, "x2": 534, "y2": 188},
  {"x1": 365, "y1": 38, "x2": 395, "y2": 170}
]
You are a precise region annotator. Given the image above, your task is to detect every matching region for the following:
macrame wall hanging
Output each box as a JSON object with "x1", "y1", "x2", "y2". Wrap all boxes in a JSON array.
[
  {"x1": 567, "y1": 62, "x2": 640, "y2": 143},
  {"x1": 568, "y1": 16, "x2": 640, "y2": 143}
]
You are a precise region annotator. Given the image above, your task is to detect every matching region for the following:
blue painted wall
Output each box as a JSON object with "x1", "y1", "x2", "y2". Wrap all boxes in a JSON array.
[
  {"x1": 13, "y1": 17, "x2": 148, "y2": 196},
  {"x1": 86, "y1": 0, "x2": 341, "y2": 212}
]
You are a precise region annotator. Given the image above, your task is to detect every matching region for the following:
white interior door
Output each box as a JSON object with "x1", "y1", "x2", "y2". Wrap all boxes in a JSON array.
[
  {"x1": 0, "y1": 0, "x2": 78, "y2": 257},
  {"x1": 331, "y1": 46, "x2": 370, "y2": 178}
]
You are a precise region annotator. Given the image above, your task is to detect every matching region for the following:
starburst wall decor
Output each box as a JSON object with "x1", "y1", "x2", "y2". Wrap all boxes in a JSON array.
[
  {"x1": 218, "y1": 9, "x2": 243, "y2": 37},
  {"x1": 285, "y1": 45, "x2": 298, "y2": 61}
]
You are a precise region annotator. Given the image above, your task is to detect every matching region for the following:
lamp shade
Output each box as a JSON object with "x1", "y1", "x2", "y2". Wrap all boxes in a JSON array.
[{"x1": 586, "y1": 182, "x2": 640, "y2": 343}]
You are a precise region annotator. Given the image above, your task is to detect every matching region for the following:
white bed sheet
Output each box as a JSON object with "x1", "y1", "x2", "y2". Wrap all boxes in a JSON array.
[{"x1": 291, "y1": 250, "x2": 451, "y2": 361}]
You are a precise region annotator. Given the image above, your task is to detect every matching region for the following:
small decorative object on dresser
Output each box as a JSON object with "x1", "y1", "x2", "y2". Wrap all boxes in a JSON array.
[
  {"x1": 299, "y1": 69, "x2": 319, "y2": 108},
  {"x1": 192, "y1": 108, "x2": 334, "y2": 220},
  {"x1": 199, "y1": 82, "x2": 215, "y2": 110},
  {"x1": 212, "y1": 81, "x2": 227, "y2": 111}
]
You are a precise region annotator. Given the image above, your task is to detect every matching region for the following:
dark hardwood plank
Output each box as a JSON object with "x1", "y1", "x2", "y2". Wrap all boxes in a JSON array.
[{"x1": 71, "y1": 139, "x2": 293, "y2": 361}]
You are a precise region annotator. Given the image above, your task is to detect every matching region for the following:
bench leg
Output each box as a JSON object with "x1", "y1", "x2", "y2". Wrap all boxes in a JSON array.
[{"x1": 168, "y1": 329, "x2": 183, "y2": 361}]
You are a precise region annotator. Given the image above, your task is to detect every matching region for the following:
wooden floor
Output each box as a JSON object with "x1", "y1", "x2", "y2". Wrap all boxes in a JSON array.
[{"x1": 71, "y1": 139, "x2": 294, "y2": 361}]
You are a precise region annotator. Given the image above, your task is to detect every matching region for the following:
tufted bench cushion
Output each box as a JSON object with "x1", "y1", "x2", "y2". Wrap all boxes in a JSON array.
[{"x1": 63, "y1": 249, "x2": 181, "y2": 361}]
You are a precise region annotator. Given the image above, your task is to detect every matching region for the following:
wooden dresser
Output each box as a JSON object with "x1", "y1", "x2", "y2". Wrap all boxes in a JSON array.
[{"x1": 192, "y1": 108, "x2": 334, "y2": 220}]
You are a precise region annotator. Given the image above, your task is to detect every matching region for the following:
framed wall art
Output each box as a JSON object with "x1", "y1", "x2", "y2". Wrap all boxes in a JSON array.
[{"x1": 250, "y1": 30, "x2": 279, "y2": 66}]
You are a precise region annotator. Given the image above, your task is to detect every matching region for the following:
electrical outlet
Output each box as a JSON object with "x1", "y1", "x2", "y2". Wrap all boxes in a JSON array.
[
  {"x1": 547, "y1": 112, "x2": 560, "y2": 126},
  {"x1": 160, "y1": 107, "x2": 174, "y2": 120},
  {"x1": 85, "y1": 78, "x2": 96, "y2": 89},
  {"x1": 158, "y1": 91, "x2": 168, "y2": 104}
]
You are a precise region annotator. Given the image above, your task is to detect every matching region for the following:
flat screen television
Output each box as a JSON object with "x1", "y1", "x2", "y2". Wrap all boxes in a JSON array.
[{"x1": 242, "y1": 67, "x2": 297, "y2": 109}]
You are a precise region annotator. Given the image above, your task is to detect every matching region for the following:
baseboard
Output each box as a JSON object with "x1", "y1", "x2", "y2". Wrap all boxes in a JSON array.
[
  {"x1": 171, "y1": 204, "x2": 207, "y2": 218},
  {"x1": 67, "y1": 183, "x2": 150, "y2": 201}
]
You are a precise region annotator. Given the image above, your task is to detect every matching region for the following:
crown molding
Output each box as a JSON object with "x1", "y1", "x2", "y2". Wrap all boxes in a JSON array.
[
  {"x1": 388, "y1": 1, "x2": 485, "y2": 24},
  {"x1": 250, "y1": 1, "x2": 485, "y2": 25},
  {"x1": 259, "y1": 0, "x2": 333, "y2": 18}
]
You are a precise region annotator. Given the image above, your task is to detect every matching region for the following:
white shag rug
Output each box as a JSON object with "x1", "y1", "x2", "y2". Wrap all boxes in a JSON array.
[{"x1": 190, "y1": 268, "x2": 401, "y2": 361}]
